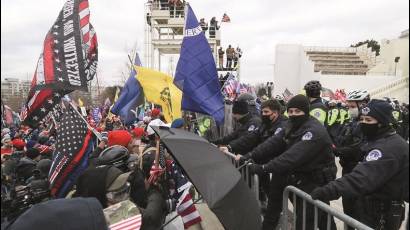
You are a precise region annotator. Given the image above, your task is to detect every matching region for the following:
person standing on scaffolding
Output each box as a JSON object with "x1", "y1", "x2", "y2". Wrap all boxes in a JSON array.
[
  {"x1": 226, "y1": 45, "x2": 235, "y2": 70},
  {"x1": 209, "y1": 17, "x2": 219, "y2": 39},
  {"x1": 218, "y1": 47, "x2": 225, "y2": 70},
  {"x1": 233, "y1": 46, "x2": 242, "y2": 69},
  {"x1": 159, "y1": 0, "x2": 168, "y2": 10}
]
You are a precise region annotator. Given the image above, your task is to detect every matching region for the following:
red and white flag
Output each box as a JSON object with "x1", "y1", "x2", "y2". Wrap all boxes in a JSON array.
[
  {"x1": 109, "y1": 214, "x2": 142, "y2": 230},
  {"x1": 222, "y1": 13, "x2": 231, "y2": 23}
]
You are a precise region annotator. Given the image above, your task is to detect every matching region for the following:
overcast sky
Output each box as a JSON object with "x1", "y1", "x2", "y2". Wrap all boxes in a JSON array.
[{"x1": 1, "y1": 0, "x2": 408, "y2": 85}]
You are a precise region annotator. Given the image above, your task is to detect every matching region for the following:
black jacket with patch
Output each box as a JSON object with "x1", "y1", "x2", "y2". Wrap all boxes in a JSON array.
[
  {"x1": 319, "y1": 130, "x2": 409, "y2": 201},
  {"x1": 212, "y1": 113, "x2": 261, "y2": 145},
  {"x1": 249, "y1": 117, "x2": 336, "y2": 174},
  {"x1": 229, "y1": 115, "x2": 288, "y2": 156}
]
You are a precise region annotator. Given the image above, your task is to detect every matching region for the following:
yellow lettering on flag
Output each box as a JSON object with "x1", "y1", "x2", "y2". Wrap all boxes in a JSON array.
[{"x1": 134, "y1": 66, "x2": 182, "y2": 123}]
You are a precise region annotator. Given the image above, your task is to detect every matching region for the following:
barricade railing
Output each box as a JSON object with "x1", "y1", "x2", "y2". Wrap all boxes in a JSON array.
[
  {"x1": 282, "y1": 186, "x2": 373, "y2": 230},
  {"x1": 223, "y1": 151, "x2": 259, "y2": 202}
]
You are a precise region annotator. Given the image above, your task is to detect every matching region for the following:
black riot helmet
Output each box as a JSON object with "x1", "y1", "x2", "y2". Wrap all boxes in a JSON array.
[{"x1": 304, "y1": 80, "x2": 322, "y2": 98}]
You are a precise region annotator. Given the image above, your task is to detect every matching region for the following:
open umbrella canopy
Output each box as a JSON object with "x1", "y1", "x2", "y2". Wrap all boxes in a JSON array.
[{"x1": 152, "y1": 126, "x2": 261, "y2": 230}]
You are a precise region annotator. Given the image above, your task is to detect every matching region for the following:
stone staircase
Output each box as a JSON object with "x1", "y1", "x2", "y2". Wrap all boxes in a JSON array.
[{"x1": 306, "y1": 50, "x2": 369, "y2": 75}]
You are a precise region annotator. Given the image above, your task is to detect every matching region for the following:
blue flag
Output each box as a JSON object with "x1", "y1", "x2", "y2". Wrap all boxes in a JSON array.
[
  {"x1": 174, "y1": 4, "x2": 224, "y2": 124},
  {"x1": 111, "y1": 53, "x2": 144, "y2": 125}
]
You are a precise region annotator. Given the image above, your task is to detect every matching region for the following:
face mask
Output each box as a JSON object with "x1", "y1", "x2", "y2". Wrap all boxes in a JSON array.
[
  {"x1": 348, "y1": 108, "x2": 359, "y2": 119},
  {"x1": 289, "y1": 115, "x2": 308, "y2": 129},
  {"x1": 360, "y1": 123, "x2": 379, "y2": 139}
]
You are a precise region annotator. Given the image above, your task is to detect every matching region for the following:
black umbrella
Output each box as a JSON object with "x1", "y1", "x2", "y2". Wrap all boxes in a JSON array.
[{"x1": 152, "y1": 126, "x2": 261, "y2": 230}]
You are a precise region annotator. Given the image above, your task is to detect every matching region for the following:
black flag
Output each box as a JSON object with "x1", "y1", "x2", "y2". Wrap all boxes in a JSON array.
[
  {"x1": 23, "y1": 0, "x2": 98, "y2": 128},
  {"x1": 31, "y1": 0, "x2": 98, "y2": 92}
]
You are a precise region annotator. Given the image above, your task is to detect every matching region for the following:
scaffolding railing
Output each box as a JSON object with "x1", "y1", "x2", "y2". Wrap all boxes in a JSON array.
[{"x1": 148, "y1": 1, "x2": 185, "y2": 18}]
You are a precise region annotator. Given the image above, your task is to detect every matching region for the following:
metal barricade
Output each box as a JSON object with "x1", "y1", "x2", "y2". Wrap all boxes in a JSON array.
[
  {"x1": 282, "y1": 186, "x2": 373, "y2": 230},
  {"x1": 223, "y1": 151, "x2": 259, "y2": 201}
]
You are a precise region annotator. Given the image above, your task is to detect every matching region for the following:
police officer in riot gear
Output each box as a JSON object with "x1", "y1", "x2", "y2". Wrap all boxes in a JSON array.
[
  {"x1": 304, "y1": 80, "x2": 328, "y2": 126},
  {"x1": 221, "y1": 100, "x2": 287, "y2": 212},
  {"x1": 311, "y1": 99, "x2": 409, "y2": 230},
  {"x1": 237, "y1": 95, "x2": 337, "y2": 230},
  {"x1": 333, "y1": 89, "x2": 370, "y2": 228},
  {"x1": 223, "y1": 99, "x2": 287, "y2": 155},
  {"x1": 212, "y1": 100, "x2": 261, "y2": 146}
]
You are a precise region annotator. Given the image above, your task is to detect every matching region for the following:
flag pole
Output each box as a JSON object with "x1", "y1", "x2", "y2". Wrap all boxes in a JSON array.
[{"x1": 68, "y1": 102, "x2": 102, "y2": 141}]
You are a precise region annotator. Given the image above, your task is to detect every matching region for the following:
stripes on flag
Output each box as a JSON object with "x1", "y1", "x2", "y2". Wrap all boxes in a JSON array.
[
  {"x1": 282, "y1": 88, "x2": 294, "y2": 102},
  {"x1": 177, "y1": 189, "x2": 202, "y2": 229},
  {"x1": 109, "y1": 214, "x2": 142, "y2": 230},
  {"x1": 168, "y1": 161, "x2": 202, "y2": 229},
  {"x1": 48, "y1": 105, "x2": 94, "y2": 198}
]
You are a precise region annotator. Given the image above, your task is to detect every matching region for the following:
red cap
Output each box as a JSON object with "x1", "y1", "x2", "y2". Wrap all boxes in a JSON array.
[
  {"x1": 132, "y1": 128, "x2": 145, "y2": 138},
  {"x1": 151, "y1": 108, "x2": 161, "y2": 117},
  {"x1": 12, "y1": 139, "x2": 26, "y2": 150},
  {"x1": 108, "y1": 130, "x2": 132, "y2": 147}
]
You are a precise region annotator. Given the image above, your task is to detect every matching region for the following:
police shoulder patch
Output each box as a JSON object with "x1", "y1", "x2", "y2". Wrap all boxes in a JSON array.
[
  {"x1": 313, "y1": 110, "x2": 321, "y2": 118},
  {"x1": 274, "y1": 128, "x2": 282, "y2": 135},
  {"x1": 302, "y1": 131, "x2": 313, "y2": 141},
  {"x1": 366, "y1": 149, "x2": 383, "y2": 162},
  {"x1": 248, "y1": 125, "x2": 256, "y2": 131}
]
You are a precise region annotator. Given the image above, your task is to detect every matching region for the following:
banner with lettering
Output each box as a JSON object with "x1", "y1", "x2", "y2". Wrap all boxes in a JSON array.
[
  {"x1": 30, "y1": 0, "x2": 98, "y2": 93},
  {"x1": 23, "y1": 0, "x2": 97, "y2": 128}
]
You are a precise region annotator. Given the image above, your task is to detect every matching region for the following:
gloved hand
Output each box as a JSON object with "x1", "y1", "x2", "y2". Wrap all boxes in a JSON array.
[
  {"x1": 248, "y1": 164, "x2": 265, "y2": 175},
  {"x1": 310, "y1": 186, "x2": 338, "y2": 201},
  {"x1": 238, "y1": 153, "x2": 252, "y2": 165}
]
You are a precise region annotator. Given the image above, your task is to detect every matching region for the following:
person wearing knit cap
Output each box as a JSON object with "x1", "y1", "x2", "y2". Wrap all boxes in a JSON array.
[
  {"x1": 310, "y1": 99, "x2": 409, "y2": 230},
  {"x1": 12, "y1": 138, "x2": 26, "y2": 151},
  {"x1": 107, "y1": 130, "x2": 132, "y2": 147},
  {"x1": 238, "y1": 94, "x2": 337, "y2": 230},
  {"x1": 211, "y1": 100, "x2": 261, "y2": 146},
  {"x1": 358, "y1": 99, "x2": 394, "y2": 139}
]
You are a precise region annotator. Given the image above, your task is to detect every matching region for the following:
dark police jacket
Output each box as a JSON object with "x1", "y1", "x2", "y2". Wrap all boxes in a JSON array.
[
  {"x1": 212, "y1": 113, "x2": 261, "y2": 145},
  {"x1": 229, "y1": 115, "x2": 288, "y2": 155},
  {"x1": 248, "y1": 117, "x2": 336, "y2": 175},
  {"x1": 333, "y1": 119, "x2": 366, "y2": 172},
  {"x1": 320, "y1": 130, "x2": 409, "y2": 202}
]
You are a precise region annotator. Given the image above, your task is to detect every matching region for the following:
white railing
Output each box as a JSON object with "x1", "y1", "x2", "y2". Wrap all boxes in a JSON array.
[
  {"x1": 147, "y1": 1, "x2": 185, "y2": 19},
  {"x1": 304, "y1": 46, "x2": 358, "y2": 53},
  {"x1": 369, "y1": 76, "x2": 409, "y2": 97}
]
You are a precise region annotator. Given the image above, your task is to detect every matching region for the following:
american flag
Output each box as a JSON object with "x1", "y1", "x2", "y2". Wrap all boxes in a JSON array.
[
  {"x1": 168, "y1": 161, "x2": 202, "y2": 229},
  {"x1": 282, "y1": 88, "x2": 294, "y2": 102},
  {"x1": 109, "y1": 214, "x2": 142, "y2": 230},
  {"x1": 222, "y1": 13, "x2": 231, "y2": 23},
  {"x1": 49, "y1": 105, "x2": 93, "y2": 198},
  {"x1": 239, "y1": 84, "x2": 248, "y2": 94}
]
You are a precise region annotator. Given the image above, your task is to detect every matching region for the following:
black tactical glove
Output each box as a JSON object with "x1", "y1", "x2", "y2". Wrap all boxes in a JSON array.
[
  {"x1": 310, "y1": 186, "x2": 339, "y2": 201},
  {"x1": 239, "y1": 153, "x2": 252, "y2": 165},
  {"x1": 248, "y1": 164, "x2": 265, "y2": 175}
]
